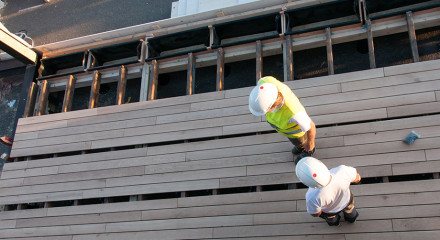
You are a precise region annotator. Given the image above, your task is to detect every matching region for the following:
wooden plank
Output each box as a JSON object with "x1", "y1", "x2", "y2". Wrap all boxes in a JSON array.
[
  {"x1": 105, "y1": 215, "x2": 252, "y2": 233},
  {"x1": 387, "y1": 101, "x2": 440, "y2": 118},
  {"x1": 302, "y1": 79, "x2": 440, "y2": 107},
  {"x1": 212, "y1": 220, "x2": 392, "y2": 238},
  {"x1": 147, "y1": 59, "x2": 159, "y2": 100},
  {"x1": 256, "y1": 40, "x2": 263, "y2": 82},
  {"x1": 427, "y1": 148, "x2": 440, "y2": 161},
  {"x1": 116, "y1": 65, "x2": 127, "y2": 105},
  {"x1": 91, "y1": 127, "x2": 223, "y2": 149},
  {"x1": 343, "y1": 125, "x2": 440, "y2": 146},
  {"x1": 23, "y1": 166, "x2": 144, "y2": 186},
  {"x1": 283, "y1": 35, "x2": 294, "y2": 81},
  {"x1": 0, "y1": 208, "x2": 47, "y2": 221},
  {"x1": 57, "y1": 153, "x2": 184, "y2": 174},
  {"x1": 105, "y1": 166, "x2": 245, "y2": 188},
  {"x1": 341, "y1": 68, "x2": 440, "y2": 92},
  {"x1": 72, "y1": 228, "x2": 213, "y2": 240},
  {"x1": 406, "y1": 11, "x2": 420, "y2": 63},
  {"x1": 383, "y1": 59, "x2": 440, "y2": 76},
  {"x1": 24, "y1": 147, "x2": 147, "y2": 169},
  {"x1": 393, "y1": 217, "x2": 440, "y2": 231},
  {"x1": 1, "y1": 166, "x2": 59, "y2": 180},
  {"x1": 325, "y1": 28, "x2": 334, "y2": 75},
  {"x1": 62, "y1": 75, "x2": 77, "y2": 112},
  {"x1": 81, "y1": 179, "x2": 220, "y2": 199},
  {"x1": 0, "y1": 24, "x2": 37, "y2": 64},
  {"x1": 0, "y1": 179, "x2": 106, "y2": 197},
  {"x1": 23, "y1": 82, "x2": 38, "y2": 118},
  {"x1": 187, "y1": 52, "x2": 195, "y2": 95},
  {"x1": 10, "y1": 141, "x2": 92, "y2": 158},
  {"x1": 156, "y1": 105, "x2": 249, "y2": 124},
  {"x1": 15, "y1": 211, "x2": 141, "y2": 228},
  {"x1": 219, "y1": 173, "x2": 296, "y2": 188},
  {"x1": 345, "y1": 231, "x2": 440, "y2": 240},
  {"x1": 47, "y1": 198, "x2": 177, "y2": 217},
  {"x1": 307, "y1": 92, "x2": 435, "y2": 116},
  {"x1": 312, "y1": 108, "x2": 388, "y2": 126},
  {"x1": 18, "y1": 108, "x2": 98, "y2": 127},
  {"x1": 392, "y1": 160, "x2": 440, "y2": 176},
  {"x1": 216, "y1": 48, "x2": 225, "y2": 91},
  {"x1": 89, "y1": 70, "x2": 101, "y2": 109},
  {"x1": 34, "y1": 80, "x2": 50, "y2": 116},
  {"x1": 0, "y1": 223, "x2": 105, "y2": 239},
  {"x1": 141, "y1": 201, "x2": 297, "y2": 221},
  {"x1": 366, "y1": 19, "x2": 376, "y2": 69}
]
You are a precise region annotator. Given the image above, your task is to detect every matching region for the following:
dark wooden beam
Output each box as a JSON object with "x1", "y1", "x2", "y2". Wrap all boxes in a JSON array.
[
  {"x1": 256, "y1": 40, "x2": 263, "y2": 82},
  {"x1": 89, "y1": 70, "x2": 101, "y2": 109},
  {"x1": 406, "y1": 11, "x2": 420, "y2": 63},
  {"x1": 148, "y1": 59, "x2": 159, "y2": 100},
  {"x1": 116, "y1": 65, "x2": 127, "y2": 105},
  {"x1": 187, "y1": 53, "x2": 196, "y2": 95},
  {"x1": 35, "y1": 80, "x2": 50, "y2": 116},
  {"x1": 23, "y1": 82, "x2": 38, "y2": 118},
  {"x1": 366, "y1": 19, "x2": 376, "y2": 69},
  {"x1": 62, "y1": 75, "x2": 76, "y2": 112},
  {"x1": 325, "y1": 28, "x2": 334, "y2": 75},
  {"x1": 283, "y1": 35, "x2": 294, "y2": 82},
  {"x1": 216, "y1": 48, "x2": 224, "y2": 91}
]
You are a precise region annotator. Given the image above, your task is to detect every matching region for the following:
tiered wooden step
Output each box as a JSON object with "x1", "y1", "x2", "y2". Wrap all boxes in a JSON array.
[{"x1": 0, "y1": 59, "x2": 439, "y2": 239}]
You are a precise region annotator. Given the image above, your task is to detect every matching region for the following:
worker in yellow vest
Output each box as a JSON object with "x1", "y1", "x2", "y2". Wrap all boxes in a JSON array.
[{"x1": 249, "y1": 76, "x2": 316, "y2": 163}]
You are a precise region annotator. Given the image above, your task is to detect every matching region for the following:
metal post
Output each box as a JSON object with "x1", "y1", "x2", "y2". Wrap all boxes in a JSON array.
[
  {"x1": 62, "y1": 75, "x2": 76, "y2": 112},
  {"x1": 148, "y1": 59, "x2": 159, "y2": 100},
  {"x1": 89, "y1": 70, "x2": 101, "y2": 109},
  {"x1": 406, "y1": 11, "x2": 420, "y2": 63},
  {"x1": 283, "y1": 35, "x2": 294, "y2": 82},
  {"x1": 116, "y1": 65, "x2": 127, "y2": 105},
  {"x1": 256, "y1": 40, "x2": 263, "y2": 82},
  {"x1": 366, "y1": 19, "x2": 376, "y2": 69},
  {"x1": 187, "y1": 52, "x2": 196, "y2": 95}
]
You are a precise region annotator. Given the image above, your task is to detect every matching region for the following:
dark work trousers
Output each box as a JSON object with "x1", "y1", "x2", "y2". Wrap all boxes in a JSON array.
[
  {"x1": 319, "y1": 192, "x2": 358, "y2": 226},
  {"x1": 288, "y1": 134, "x2": 309, "y2": 165}
]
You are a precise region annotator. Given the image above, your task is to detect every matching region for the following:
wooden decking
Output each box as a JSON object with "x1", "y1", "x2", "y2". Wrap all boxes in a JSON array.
[{"x1": 0, "y1": 59, "x2": 440, "y2": 239}]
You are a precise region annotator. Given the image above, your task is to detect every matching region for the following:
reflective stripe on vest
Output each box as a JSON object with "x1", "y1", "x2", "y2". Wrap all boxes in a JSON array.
[{"x1": 259, "y1": 76, "x2": 306, "y2": 138}]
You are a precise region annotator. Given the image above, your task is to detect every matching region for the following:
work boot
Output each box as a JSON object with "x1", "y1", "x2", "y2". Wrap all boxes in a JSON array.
[
  {"x1": 291, "y1": 146, "x2": 302, "y2": 155},
  {"x1": 294, "y1": 147, "x2": 316, "y2": 164},
  {"x1": 326, "y1": 214, "x2": 341, "y2": 227},
  {"x1": 344, "y1": 211, "x2": 359, "y2": 223}
]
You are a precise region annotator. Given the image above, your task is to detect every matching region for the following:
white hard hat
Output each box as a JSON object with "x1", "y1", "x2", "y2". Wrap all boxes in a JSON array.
[
  {"x1": 295, "y1": 157, "x2": 331, "y2": 189},
  {"x1": 249, "y1": 83, "x2": 278, "y2": 116}
]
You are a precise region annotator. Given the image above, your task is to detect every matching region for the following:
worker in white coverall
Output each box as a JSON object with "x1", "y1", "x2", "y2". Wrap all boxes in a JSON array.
[
  {"x1": 249, "y1": 76, "x2": 316, "y2": 163},
  {"x1": 296, "y1": 156, "x2": 361, "y2": 226}
]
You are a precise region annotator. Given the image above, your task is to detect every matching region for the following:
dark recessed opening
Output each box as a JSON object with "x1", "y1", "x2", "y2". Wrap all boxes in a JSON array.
[
  {"x1": 261, "y1": 184, "x2": 290, "y2": 192},
  {"x1": 218, "y1": 186, "x2": 256, "y2": 195},
  {"x1": 78, "y1": 198, "x2": 105, "y2": 205},
  {"x1": 110, "y1": 196, "x2": 131, "y2": 203},
  {"x1": 49, "y1": 200, "x2": 75, "y2": 208},
  {"x1": 389, "y1": 173, "x2": 434, "y2": 182},
  {"x1": 186, "y1": 190, "x2": 213, "y2": 197},
  {"x1": 143, "y1": 192, "x2": 181, "y2": 200}
]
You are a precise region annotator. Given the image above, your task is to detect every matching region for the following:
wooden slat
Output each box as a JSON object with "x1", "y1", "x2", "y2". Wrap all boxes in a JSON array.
[
  {"x1": 62, "y1": 75, "x2": 76, "y2": 112},
  {"x1": 23, "y1": 82, "x2": 38, "y2": 118},
  {"x1": 72, "y1": 228, "x2": 213, "y2": 240},
  {"x1": 325, "y1": 27, "x2": 334, "y2": 75},
  {"x1": 256, "y1": 40, "x2": 263, "y2": 82},
  {"x1": 34, "y1": 80, "x2": 50, "y2": 116},
  {"x1": 283, "y1": 35, "x2": 294, "y2": 81},
  {"x1": 147, "y1": 59, "x2": 158, "y2": 100},
  {"x1": 383, "y1": 58, "x2": 440, "y2": 76},
  {"x1": 366, "y1": 19, "x2": 376, "y2": 69},
  {"x1": 187, "y1": 52, "x2": 195, "y2": 95},
  {"x1": 116, "y1": 65, "x2": 127, "y2": 105},
  {"x1": 406, "y1": 11, "x2": 420, "y2": 63},
  {"x1": 345, "y1": 231, "x2": 440, "y2": 240},
  {"x1": 89, "y1": 70, "x2": 101, "y2": 109},
  {"x1": 216, "y1": 48, "x2": 225, "y2": 91},
  {"x1": 0, "y1": 223, "x2": 105, "y2": 239}
]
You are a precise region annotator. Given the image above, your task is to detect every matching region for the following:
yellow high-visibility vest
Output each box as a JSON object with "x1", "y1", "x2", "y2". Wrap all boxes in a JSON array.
[{"x1": 259, "y1": 76, "x2": 306, "y2": 138}]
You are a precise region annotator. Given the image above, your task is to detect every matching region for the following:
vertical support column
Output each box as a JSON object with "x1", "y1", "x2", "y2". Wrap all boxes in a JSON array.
[
  {"x1": 140, "y1": 62, "x2": 150, "y2": 102},
  {"x1": 216, "y1": 48, "x2": 224, "y2": 91},
  {"x1": 148, "y1": 59, "x2": 159, "y2": 100},
  {"x1": 23, "y1": 82, "x2": 38, "y2": 118},
  {"x1": 34, "y1": 80, "x2": 50, "y2": 116},
  {"x1": 209, "y1": 25, "x2": 214, "y2": 48},
  {"x1": 256, "y1": 40, "x2": 263, "y2": 83},
  {"x1": 406, "y1": 11, "x2": 420, "y2": 63},
  {"x1": 89, "y1": 70, "x2": 101, "y2": 109},
  {"x1": 325, "y1": 28, "x2": 334, "y2": 75},
  {"x1": 187, "y1": 52, "x2": 196, "y2": 95},
  {"x1": 116, "y1": 65, "x2": 127, "y2": 105},
  {"x1": 366, "y1": 19, "x2": 376, "y2": 69},
  {"x1": 62, "y1": 75, "x2": 76, "y2": 112},
  {"x1": 283, "y1": 35, "x2": 294, "y2": 82}
]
